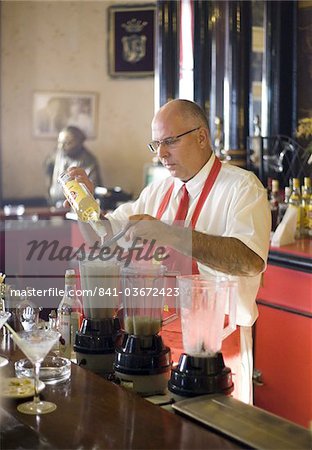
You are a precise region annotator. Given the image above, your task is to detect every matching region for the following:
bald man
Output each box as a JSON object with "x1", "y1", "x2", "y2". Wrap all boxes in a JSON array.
[{"x1": 68, "y1": 99, "x2": 271, "y2": 403}]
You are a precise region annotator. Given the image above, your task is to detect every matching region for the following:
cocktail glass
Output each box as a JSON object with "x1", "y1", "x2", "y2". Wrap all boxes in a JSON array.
[
  {"x1": 0, "y1": 311, "x2": 11, "y2": 367},
  {"x1": 9, "y1": 328, "x2": 60, "y2": 414}
]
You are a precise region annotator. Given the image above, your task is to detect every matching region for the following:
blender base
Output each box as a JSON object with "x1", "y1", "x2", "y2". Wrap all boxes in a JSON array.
[
  {"x1": 114, "y1": 334, "x2": 172, "y2": 395},
  {"x1": 74, "y1": 317, "x2": 121, "y2": 377},
  {"x1": 115, "y1": 370, "x2": 170, "y2": 396},
  {"x1": 168, "y1": 352, "x2": 234, "y2": 397},
  {"x1": 76, "y1": 352, "x2": 116, "y2": 377}
]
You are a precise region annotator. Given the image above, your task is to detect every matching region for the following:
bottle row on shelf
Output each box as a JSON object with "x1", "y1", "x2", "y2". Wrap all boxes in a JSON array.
[{"x1": 268, "y1": 176, "x2": 312, "y2": 238}]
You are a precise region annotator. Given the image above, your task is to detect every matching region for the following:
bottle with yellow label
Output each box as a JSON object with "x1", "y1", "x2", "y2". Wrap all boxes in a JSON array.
[
  {"x1": 289, "y1": 178, "x2": 302, "y2": 238},
  {"x1": 58, "y1": 171, "x2": 107, "y2": 241},
  {"x1": 308, "y1": 194, "x2": 312, "y2": 238},
  {"x1": 301, "y1": 177, "x2": 311, "y2": 237},
  {"x1": 58, "y1": 171, "x2": 100, "y2": 222}
]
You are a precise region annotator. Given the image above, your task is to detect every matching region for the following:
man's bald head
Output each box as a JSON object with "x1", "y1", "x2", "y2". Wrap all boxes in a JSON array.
[
  {"x1": 151, "y1": 99, "x2": 213, "y2": 181},
  {"x1": 154, "y1": 99, "x2": 210, "y2": 132}
]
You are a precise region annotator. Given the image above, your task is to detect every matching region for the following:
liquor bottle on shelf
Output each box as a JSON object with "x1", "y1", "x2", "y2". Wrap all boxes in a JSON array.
[
  {"x1": 269, "y1": 179, "x2": 281, "y2": 231},
  {"x1": 288, "y1": 178, "x2": 302, "y2": 239},
  {"x1": 277, "y1": 186, "x2": 291, "y2": 225},
  {"x1": 267, "y1": 177, "x2": 273, "y2": 201},
  {"x1": 308, "y1": 193, "x2": 312, "y2": 238},
  {"x1": 57, "y1": 269, "x2": 83, "y2": 359},
  {"x1": 285, "y1": 185, "x2": 291, "y2": 204},
  {"x1": 301, "y1": 177, "x2": 312, "y2": 237}
]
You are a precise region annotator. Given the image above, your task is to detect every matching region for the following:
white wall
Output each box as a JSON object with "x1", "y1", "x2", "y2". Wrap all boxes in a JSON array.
[{"x1": 1, "y1": 0, "x2": 155, "y2": 200}]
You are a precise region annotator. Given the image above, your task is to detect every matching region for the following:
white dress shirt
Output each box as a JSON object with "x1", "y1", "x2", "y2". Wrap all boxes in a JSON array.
[{"x1": 107, "y1": 154, "x2": 271, "y2": 326}]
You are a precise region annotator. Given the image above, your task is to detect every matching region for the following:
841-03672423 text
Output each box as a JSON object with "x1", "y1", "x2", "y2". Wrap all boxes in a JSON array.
[{"x1": 9, "y1": 287, "x2": 180, "y2": 298}]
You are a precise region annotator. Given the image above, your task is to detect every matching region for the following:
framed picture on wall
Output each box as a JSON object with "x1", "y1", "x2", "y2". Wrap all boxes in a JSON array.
[
  {"x1": 108, "y1": 4, "x2": 156, "y2": 77},
  {"x1": 33, "y1": 91, "x2": 98, "y2": 139}
]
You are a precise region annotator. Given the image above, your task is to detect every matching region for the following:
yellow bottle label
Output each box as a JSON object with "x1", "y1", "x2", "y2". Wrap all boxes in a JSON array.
[
  {"x1": 80, "y1": 206, "x2": 98, "y2": 222},
  {"x1": 302, "y1": 206, "x2": 308, "y2": 229},
  {"x1": 289, "y1": 204, "x2": 301, "y2": 233},
  {"x1": 64, "y1": 180, "x2": 88, "y2": 208},
  {"x1": 308, "y1": 204, "x2": 312, "y2": 231}
]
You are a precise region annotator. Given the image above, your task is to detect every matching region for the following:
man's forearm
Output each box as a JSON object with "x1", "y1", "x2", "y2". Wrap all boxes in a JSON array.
[
  {"x1": 172, "y1": 228, "x2": 265, "y2": 276},
  {"x1": 98, "y1": 213, "x2": 265, "y2": 277}
]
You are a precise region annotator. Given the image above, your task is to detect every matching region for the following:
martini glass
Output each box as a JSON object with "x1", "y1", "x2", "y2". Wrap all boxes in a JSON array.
[
  {"x1": 0, "y1": 311, "x2": 11, "y2": 367},
  {"x1": 9, "y1": 328, "x2": 60, "y2": 414}
]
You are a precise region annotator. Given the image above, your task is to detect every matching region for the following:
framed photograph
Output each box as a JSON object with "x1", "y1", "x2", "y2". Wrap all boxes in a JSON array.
[
  {"x1": 33, "y1": 91, "x2": 97, "y2": 139},
  {"x1": 108, "y1": 4, "x2": 156, "y2": 77}
]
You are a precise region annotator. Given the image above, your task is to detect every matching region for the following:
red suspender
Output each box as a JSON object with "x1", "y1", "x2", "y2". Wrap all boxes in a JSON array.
[
  {"x1": 190, "y1": 157, "x2": 221, "y2": 228},
  {"x1": 156, "y1": 157, "x2": 222, "y2": 228},
  {"x1": 156, "y1": 183, "x2": 174, "y2": 219}
]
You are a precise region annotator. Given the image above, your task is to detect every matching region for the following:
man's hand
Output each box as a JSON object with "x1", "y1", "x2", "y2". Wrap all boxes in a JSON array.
[
  {"x1": 125, "y1": 214, "x2": 175, "y2": 246},
  {"x1": 62, "y1": 167, "x2": 95, "y2": 208}
]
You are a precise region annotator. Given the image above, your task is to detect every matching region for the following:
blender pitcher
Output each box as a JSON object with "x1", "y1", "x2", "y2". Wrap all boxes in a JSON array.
[
  {"x1": 74, "y1": 260, "x2": 121, "y2": 376},
  {"x1": 114, "y1": 262, "x2": 175, "y2": 395},
  {"x1": 178, "y1": 274, "x2": 237, "y2": 356},
  {"x1": 121, "y1": 263, "x2": 167, "y2": 336},
  {"x1": 168, "y1": 274, "x2": 238, "y2": 398},
  {"x1": 79, "y1": 260, "x2": 120, "y2": 319}
]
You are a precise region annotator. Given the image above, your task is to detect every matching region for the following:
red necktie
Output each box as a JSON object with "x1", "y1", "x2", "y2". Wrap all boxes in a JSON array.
[{"x1": 174, "y1": 184, "x2": 189, "y2": 223}]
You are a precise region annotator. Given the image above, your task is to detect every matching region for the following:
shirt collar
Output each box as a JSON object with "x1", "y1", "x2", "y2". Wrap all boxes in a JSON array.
[{"x1": 172, "y1": 153, "x2": 216, "y2": 199}]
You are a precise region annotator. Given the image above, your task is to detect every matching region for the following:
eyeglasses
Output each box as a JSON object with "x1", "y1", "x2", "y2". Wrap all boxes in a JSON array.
[{"x1": 147, "y1": 127, "x2": 200, "y2": 153}]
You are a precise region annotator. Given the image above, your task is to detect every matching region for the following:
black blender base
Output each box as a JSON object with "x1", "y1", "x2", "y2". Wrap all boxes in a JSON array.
[
  {"x1": 74, "y1": 317, "x2": 121, "y2": 377},
  {"x1": 114, "y1": 334, "x2": 172, "y2": 395},
  {"x1": 76, "y1": 352, "x2": 116, "y2": 377},
  {"x1": 168, "y1": 352, "x2": 234, "y2": 397}
]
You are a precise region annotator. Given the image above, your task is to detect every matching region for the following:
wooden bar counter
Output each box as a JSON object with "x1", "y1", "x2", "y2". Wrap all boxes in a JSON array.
[{"x1": 0, "y1": 336, "x2": 243, "y2": 450}]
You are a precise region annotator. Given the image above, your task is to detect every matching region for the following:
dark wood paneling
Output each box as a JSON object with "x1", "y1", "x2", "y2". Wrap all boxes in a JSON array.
[
  {"x1": 264, "y1": 0, "x2": 297, "y2": 137},
  {"x1": 156, "y1": 0, "x2": 180, "y2": 106}
]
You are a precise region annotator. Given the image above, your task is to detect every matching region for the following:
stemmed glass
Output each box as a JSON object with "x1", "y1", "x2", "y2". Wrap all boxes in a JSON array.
[
  {"x1": 5, "y1": 326, "x2": 60, "y2": 414},
  {"x1": 0, "y1": 311, "x2": 11, "y2": 367}
]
